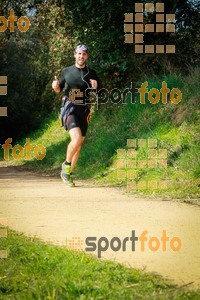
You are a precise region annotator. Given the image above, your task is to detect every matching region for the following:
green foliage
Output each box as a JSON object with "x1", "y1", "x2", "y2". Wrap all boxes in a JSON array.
[
  {"x1": 9, "y1": 70, "x2": 199, "y2": 201},
  {"x1": 1, "y1": 0, "x2": 199, "y2": 144},
  {"x1": 0, "y1": 0, "x2": 199, "y2": 200}
]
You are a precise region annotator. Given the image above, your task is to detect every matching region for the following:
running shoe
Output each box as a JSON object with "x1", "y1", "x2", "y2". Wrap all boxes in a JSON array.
[{"x1": 60, "y1": 162, "x2": 75, "y2": 187}]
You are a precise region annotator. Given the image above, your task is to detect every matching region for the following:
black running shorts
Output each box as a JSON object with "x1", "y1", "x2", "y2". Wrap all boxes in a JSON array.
[{"x1": 66, "y1": 108, "x2": 90, "y2": 137}]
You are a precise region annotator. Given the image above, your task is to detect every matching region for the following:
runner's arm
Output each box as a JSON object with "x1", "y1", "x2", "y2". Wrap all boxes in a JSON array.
[{"x1": 52, "y1": 69, "x2": 66, "y2": 93}]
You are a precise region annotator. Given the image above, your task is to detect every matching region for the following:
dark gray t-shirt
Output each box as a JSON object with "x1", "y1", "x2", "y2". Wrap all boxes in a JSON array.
[{"x1": 59, "y1": 64, "x2": 99, "y2": 108}]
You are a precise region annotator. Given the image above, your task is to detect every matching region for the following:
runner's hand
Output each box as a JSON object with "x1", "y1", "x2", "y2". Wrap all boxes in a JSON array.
[
  {"x1": 52, "y1": 76, "x2": 60, "y2": 89},
  {"x1": 90, "y1": 79, "x2": 97, "y2": 89}
]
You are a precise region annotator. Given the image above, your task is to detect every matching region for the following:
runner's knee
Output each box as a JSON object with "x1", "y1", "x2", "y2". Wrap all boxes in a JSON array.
[{"x1": 71, "y1": 137, "x2": 83, "y2": 149}]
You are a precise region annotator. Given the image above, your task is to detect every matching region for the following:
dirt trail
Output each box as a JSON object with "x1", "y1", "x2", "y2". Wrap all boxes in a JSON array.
[{"x1": 0, "y1": 163, "x2": 199, "y2": 290}]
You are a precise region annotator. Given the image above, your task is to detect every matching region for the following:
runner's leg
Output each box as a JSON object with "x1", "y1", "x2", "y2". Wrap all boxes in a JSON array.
[
  {"x1": 66, "y1": 127, "x2": 84, "y2": 165},
  {"x1": 65, "y1": 110, "x2": 89, "y2": 173},
  {"x1": 70, "y1": 137, "x2": 85, "y2": 173}
]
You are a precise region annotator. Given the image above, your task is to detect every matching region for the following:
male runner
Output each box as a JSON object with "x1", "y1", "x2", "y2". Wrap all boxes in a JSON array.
[{"x1": 52, "y1": 45, "x2": 99, "y2": 187}]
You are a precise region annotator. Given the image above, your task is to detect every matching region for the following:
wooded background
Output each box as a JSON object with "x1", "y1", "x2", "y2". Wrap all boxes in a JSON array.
[{"x1": 0, "y1": 0, "x2": 199, "y2": 143}]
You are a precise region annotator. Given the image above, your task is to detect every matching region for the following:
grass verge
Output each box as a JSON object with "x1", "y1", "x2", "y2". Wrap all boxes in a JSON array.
[
  {"x1": 0, "y1": 69, "x2": 199, "y2": 201},
  {"x1": 0, "y1": 229, "x2": 199, "y2": 299}
]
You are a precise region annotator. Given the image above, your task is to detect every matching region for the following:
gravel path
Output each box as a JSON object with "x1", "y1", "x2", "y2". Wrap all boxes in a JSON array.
[{"x1": 0, "y1": 163, "x2": 199, "y2": 289}]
